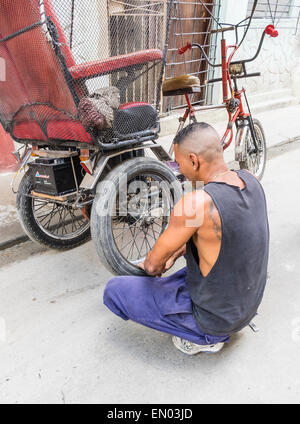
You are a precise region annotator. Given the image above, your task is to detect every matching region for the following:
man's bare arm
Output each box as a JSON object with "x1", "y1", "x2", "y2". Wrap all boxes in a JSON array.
[{"x1": 142, "y1": 191, "x2": 204, "y2": 276}]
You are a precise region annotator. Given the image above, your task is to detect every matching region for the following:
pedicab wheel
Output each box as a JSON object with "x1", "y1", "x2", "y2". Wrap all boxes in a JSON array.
[
  {"x1": 239, "y1": 118, "x2": 267, "y2": 181},
  {"x1": 91, "y1": 157, "x2": 182, "y2": 276},
  {"x1": 16, "y1": 171, "x2": 91, "y2": 249}
]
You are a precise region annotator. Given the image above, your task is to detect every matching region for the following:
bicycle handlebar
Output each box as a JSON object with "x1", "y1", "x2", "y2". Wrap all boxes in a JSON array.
[
  {"x1": 178, "y1": 41, "x2": 218, "y2": 68},
  {"x1": 177, "y1": 42, "x2": 192, "y2": 55},
  {"x1": 265, "y1": 24, "x2": 278, "y2": 38},
  {"x1": 178, "y1": 25, "x2": 279, "y2": 68}
]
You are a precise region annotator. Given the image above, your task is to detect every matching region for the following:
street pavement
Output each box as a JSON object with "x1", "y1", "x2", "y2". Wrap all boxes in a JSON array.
[{"x1": 0, "y1": 140, "x2": 300, "y2": 404}]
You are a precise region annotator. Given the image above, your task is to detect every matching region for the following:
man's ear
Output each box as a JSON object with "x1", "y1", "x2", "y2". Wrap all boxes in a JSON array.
[{"x1": 189, "y1": 153, "x2": 199, "y2": 170}]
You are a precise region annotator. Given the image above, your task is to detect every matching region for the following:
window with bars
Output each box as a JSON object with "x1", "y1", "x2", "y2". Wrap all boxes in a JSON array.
[{"x1": 247, "y1": 0, "x2": 293, "y2": 19}]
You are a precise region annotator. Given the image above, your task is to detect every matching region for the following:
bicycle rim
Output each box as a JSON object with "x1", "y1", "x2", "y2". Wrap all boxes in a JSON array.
[
  {"x1": 111, "y1": 173, "x2": 172, "y2": 265},
  {"x1": 32, "y1": 198, "x2": 90, "y2": 240},
  {"x1": 245, "y1": 122, "x2": 266, "y2": 178}
]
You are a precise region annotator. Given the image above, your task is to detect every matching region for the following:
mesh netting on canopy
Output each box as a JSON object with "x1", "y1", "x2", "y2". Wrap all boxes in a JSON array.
[{"x1": 0, "y1": 0, "x2": 173, "y2": 147}]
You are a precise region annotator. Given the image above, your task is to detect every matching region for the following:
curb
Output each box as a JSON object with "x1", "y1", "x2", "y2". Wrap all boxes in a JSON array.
[
  {"x1": 1, "y1": 135, "x2": 300, "y2": 252},
  {"x1": 0, "y1": 234, "x2": 29, "y2": 251}
]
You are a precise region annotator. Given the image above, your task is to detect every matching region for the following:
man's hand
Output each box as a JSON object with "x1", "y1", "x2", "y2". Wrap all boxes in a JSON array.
[
  {"x1": 140, "y1": 244, "x2": 186, "y2": 276},
  {"x1": 163, "y1": 244, "x2": 186, "y2": 272},
  {"x1": 138, "y1": 255, "x2": 175, "y2": 276},
  {"x1": 138, "y1": 260, "x2": 162, "y2": 276},
  {"x1": 164, "y1": 256, "x2": 176, "y2": 271},
  {"x1": 138, "y1": 262, "x2": 145, "y2": 270},
  {"x1": 138, "y1": 261, "x2": 162, "y2": 277}
]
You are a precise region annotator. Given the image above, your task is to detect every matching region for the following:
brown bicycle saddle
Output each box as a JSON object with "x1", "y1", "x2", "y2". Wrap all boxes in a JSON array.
[{"x1": 162, "y1": 75, "x2": 201, "y2": 96}]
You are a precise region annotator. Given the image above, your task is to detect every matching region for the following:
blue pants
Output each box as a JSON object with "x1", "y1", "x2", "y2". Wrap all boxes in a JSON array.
[{"x1": 104, "y1": 267, "x2": 230, "y2": 345}]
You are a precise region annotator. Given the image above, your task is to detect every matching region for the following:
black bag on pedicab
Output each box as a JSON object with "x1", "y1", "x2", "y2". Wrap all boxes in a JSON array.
[{"x1": 114, "y1": 103, "x2": 158, "y2": 137}]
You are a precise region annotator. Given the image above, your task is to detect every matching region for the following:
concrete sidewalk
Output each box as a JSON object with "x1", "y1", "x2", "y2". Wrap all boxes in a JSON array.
[{"x1": 1, "y1": 103, "x2": 300, "y2": 250}]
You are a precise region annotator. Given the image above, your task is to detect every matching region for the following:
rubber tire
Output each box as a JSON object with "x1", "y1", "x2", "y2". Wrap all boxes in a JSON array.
[
  {"x1": 91, "y1": 157, "x2": 182, "y2": 276},
  {"x1": 16, "y1": 170, "x2": 91, "y2": 250},
  {"x1": 239, "y1": 118, "x2": 267, "y2": 181}
]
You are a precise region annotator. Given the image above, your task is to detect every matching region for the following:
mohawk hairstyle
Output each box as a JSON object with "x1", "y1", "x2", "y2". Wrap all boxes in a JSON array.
[{"x1": 173, "y1": 122, "x2": 214, "y2": 146}]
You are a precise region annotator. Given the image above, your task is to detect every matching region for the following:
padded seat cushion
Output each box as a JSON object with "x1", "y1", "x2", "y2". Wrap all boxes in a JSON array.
[{"x1": 162, "y1": 75, "x2": 200, "y2": 96}]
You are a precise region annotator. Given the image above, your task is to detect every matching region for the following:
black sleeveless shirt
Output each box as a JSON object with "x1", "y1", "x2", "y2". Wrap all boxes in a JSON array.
[{"x1": 186, "y1": 169, "x2": 269, "y2": 336}]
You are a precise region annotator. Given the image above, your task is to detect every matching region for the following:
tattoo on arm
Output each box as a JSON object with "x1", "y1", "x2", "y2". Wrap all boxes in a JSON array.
[{"x1": 209, "y1": 200, "x2": 222, "y2": 241}]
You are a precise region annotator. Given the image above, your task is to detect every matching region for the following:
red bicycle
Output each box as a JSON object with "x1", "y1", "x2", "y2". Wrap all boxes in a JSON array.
[{"x1": 163, "y1": 22, "x2": 279, "y2": 180}]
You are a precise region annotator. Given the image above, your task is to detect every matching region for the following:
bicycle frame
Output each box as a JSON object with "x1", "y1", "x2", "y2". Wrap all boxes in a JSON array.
[{"x1": 175, "y1": 24, "x2": 279, "y2": 153}]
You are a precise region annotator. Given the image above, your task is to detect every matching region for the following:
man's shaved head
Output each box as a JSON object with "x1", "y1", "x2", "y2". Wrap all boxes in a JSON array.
[{"x1": 173, "y1": 122, "x2": 222, "y2": 163}]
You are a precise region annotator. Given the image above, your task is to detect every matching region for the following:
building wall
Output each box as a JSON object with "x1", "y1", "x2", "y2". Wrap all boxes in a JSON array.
[
  {"x1": 236, "y1": 20, "x2": 300, "y2": 107},
  {"x1": 212, "y1": 0, "x2": 300, "y2": 109}
]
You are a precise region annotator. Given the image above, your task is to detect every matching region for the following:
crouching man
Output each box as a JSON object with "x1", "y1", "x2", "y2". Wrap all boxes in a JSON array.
[{"x1": 103, "y1": 122, "x2": 269, "y2": 355}]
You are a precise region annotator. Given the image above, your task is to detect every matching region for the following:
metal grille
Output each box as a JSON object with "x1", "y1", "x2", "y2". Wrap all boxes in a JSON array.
[
  {"x1": 247, "y1": 0, "x2": 292, "y2": 19},
  {"x1": 52, "y1": 0, "x2": 167, "y2": 107},
  {"x1": 164, "y1": 0, "x2": 221, "y2": 112},
  {"x1": 246, "y1": 0, "x2": 300, "y2": 32},
  {"x1": 109, "y1": 1, "x2": 165, "y2": 105}
]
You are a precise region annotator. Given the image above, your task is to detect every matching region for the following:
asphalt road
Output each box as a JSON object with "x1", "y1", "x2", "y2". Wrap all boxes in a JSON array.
[{"x1": 0, "y1": 140, "x2": 300, "y2": 404}]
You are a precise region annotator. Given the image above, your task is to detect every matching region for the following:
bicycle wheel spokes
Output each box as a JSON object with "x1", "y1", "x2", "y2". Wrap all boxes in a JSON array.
[
  {"x1": 112, "y1": 174, "x2": 172, "y2": 265},
  {"x1": 33, "y1": 199, "x2": 89, "y2": 240},
  {"x1": 246, "y1": 121, "x2": 265, "y2": 177}
]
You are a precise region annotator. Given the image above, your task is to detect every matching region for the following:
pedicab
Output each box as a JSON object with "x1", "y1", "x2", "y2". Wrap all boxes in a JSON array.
[{"x1": 0, "y1": 0, "x2": 275, "y2": 275}]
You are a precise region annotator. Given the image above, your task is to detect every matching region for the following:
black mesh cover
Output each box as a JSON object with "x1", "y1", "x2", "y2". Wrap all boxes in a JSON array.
[{"x1": 114, "y1": 103, "x2": 158, "y2": 137}]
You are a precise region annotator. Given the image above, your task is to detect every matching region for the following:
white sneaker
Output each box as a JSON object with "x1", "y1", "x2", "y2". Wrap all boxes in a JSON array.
[{"x1": 172, "y1": 336, "x2": 224, "y2": 355}]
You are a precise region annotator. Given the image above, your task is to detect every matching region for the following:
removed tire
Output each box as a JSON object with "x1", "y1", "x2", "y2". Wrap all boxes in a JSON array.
[{"x1": 91, "y1": 157, "x2": 182, "y2": 275}]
